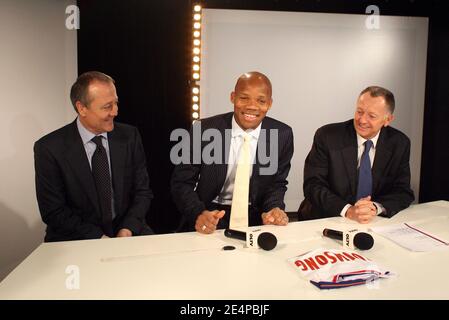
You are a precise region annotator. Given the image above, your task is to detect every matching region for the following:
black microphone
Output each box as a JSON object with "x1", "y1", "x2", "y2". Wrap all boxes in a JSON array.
[
  {"x1": 224, "y1": 229, "x2": 246, "y2": 241},
  {"x1": 224, "y1": 229, "x2": 277, "y2": 251},
  {"x1": 323, "y1": 228, "x2": 374, "y2": 250}
]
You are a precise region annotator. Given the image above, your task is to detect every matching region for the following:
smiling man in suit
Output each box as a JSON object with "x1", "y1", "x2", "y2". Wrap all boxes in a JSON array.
[
  {"x1": 171, "y1": 71, "x2": 294, "y2": 234},
  {"x1": 298, "y1": 86, "x2": 414, "y2": 223},
  {"x1": 34, "y1": 71, "x2": 153, "y2": 241}
]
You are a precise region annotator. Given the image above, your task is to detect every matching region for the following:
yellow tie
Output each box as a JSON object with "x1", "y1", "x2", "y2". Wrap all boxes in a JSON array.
[{"x1": 229, "y1": 133, "x2": 251, "y2": 230}]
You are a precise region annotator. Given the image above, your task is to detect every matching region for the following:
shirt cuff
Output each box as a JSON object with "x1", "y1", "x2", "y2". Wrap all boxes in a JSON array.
[
  {"x1": 373, "y1": 202, "x2": 385, "y2": 215},
  {"x1": 340, "y1": 204, "x2": 352, "y2": 218}
]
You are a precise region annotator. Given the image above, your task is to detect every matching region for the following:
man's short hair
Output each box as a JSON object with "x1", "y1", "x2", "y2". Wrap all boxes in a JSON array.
[
  {"x1": 70, "y1": 71, "x2": 115, "y2": 113},
  {"x1": 360, "y1": 86, "x2": 395, "y2": 114}
]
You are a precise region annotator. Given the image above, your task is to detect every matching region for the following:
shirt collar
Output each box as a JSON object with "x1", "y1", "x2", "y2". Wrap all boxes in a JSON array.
[
  {"x1": 76, "y1": 117, "x2": 108, "y2": 145},
  {"x1": 356, "y1": 129, "x2": 380, "y2": 149},
  {"x1": 231, "y1": 115, "x2": 262, "y2": 140}
]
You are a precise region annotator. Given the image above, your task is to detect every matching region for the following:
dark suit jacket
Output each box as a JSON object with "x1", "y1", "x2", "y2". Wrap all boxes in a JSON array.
[
  {"x1": 171, "y1": 112, "x2": 294, "y2": 230},
  {"x1": 34, "y1": 120, "x2": 153, "y2": 241},
  {"x1": 299, "y1": 119, "x2": 414, "y2": 220}
]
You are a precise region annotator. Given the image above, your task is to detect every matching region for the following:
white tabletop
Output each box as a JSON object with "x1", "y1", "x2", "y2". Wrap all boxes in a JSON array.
[{"x1": 1, "y1": 201, "x2": 448, "y2": 300}]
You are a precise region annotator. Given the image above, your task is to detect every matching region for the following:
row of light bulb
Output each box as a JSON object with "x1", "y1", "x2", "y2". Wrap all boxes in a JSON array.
[{"x1": 192, "y1": 4, "x2": 202, "y2": 120}]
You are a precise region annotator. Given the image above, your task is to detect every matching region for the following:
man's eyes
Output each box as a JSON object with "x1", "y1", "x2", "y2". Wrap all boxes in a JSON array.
[
  {"x1": 239, "y1": 97, "x2": 266, "y2": 104},
  {"x1": 101, "y1": 102, "x2": 118, "y2": 110}
]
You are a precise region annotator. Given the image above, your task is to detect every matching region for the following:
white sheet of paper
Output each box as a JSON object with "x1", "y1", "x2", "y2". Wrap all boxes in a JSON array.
[{"x1": 371, "y1": 223, "x2": 449, "y2": 252}]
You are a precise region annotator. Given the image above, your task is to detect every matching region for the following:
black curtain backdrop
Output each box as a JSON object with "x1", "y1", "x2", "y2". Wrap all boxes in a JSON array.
[
  {"x1": 78, "y1": 0, "x2": 191, "y2": 233},
  {"x1": 420, "y1": 9, "x2": 449, "y2": 203},
  {"x1": 77, "y1": 0, "x2": 449, "y2": 234}
]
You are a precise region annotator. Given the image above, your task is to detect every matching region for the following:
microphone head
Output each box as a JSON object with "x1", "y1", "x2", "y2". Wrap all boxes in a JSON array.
[
  {"x1": 257, "y1": 232, "x2": 277, "y2": 251},
  {"x1": 353, "y1": 232, "x2": 374, "y2": 250}
]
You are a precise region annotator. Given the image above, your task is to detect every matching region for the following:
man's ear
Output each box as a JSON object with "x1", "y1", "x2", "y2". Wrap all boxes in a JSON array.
[
  {"x1": 75, "y1": 101, "x2": 86, "y2": 116},
  {"x1": 230, "y1": 91, "x2": 235, "y2": 104},
  {"x1": 267, "y1": 98, "x2": 273, "y2": 111},
  {"x1": 383, "y1": 113, "x2": 394, "y2": 127}
]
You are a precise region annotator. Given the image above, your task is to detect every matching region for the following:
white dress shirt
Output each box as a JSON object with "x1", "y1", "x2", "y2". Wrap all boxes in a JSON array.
[
  {"x1": 214, "y1": 116, "x2": 261, "y2": 205},
  {"x1": 340, "y1": 130, "x2": 384, "y2": 217},
  {"x1": 76, "y1": 117, "x2": 116, "y2": 219}
]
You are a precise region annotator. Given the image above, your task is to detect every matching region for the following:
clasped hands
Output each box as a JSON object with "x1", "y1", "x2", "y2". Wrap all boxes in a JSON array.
[
  {"x1": 101, "y1": 228, "x2": 133, "y2": 238},
  {"x1": 195, "y1": 207, "x2": 289, "y2": 234},
  {"x1": 345, "y1": 196, "x2": 377, "y2": 224}
]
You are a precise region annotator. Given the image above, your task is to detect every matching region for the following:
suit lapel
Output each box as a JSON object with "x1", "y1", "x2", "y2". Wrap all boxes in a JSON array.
[
  {"x1": 372, "y1": 128, "x2": 392, "y2": 194},
  {"x1": 108, "y1": 129, "x2": 126, "y2": 214},
  {"x1": 341, "y1": 126, "x2": 358, "y2": 197},
  {"x1": 65, "y1": 122, "x2": 101, "y2": 216},
  {"x1": 214, "y1": 114, "x2": 232, "y2": 195}
]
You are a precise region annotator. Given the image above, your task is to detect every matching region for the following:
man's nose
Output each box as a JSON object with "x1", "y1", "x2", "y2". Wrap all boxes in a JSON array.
[
  {"x1": 246, "y1": 99, "x2": 258, "y2": 109},
  {"x1": 110, "y1": 104, "x2": 118, "y2": 116},
  {"x1": 358, "y1": 114, "x2": 367, "y2": 123}
]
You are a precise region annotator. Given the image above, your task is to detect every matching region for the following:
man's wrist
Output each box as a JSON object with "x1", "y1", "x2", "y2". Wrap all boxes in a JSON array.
[
  {"x1": 340, "y1": 204, "x2": 352, "y2": 218},
  {"x1": 373, "y1": 202, "x2": 384, "y2": 215}
]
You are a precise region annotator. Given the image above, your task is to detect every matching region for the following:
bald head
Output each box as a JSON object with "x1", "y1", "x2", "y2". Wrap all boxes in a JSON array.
[
  {"x1": 234, "y1": 71, "x2": 272, "y2": 98},
  {"x1": 231, "y1": 71, "x2": 273, "y2": 130}
]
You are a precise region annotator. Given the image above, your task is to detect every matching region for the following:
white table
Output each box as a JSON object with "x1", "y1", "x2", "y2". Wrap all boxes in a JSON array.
[{"x1": 1, "y1": 201, "x2": 448, "y2": 300}]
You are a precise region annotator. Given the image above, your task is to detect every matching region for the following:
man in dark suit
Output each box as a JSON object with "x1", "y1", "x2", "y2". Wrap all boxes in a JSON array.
[
  {"x1": 299, "y1": 86, "x2": 414, "y2": 223},
  {"x1": 34, "y1": 71, "x2": 153, "y2": 241},
  {"x1": 171, "y1": 71, "x2": 294, "y2": 233}
]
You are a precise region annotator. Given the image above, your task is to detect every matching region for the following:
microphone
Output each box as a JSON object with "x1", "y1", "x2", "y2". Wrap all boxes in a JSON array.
[
  {"x1": 323, "y1": 228, "x2": 374, "y2": 250},
  {"x1": 224, "y1": 228, "x2": 277, "y2": 251}
]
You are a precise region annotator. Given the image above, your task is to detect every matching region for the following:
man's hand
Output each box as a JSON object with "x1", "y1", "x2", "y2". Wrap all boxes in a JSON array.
[
  {"x1": 195, "y1": 210, "x2": 226, "y2": 234},
  {"x1": 346, "y1": 196, "x2": 377, "y2": 224},
  {"x1": 116, "y1": 228, "x2": 133, "y2": 237},
  {"x1": 261, "y1": 207, "x2": 289, "y2": 226},
  {"x1": 101, "y1": 235, "x2": 109, "y2": 239}
]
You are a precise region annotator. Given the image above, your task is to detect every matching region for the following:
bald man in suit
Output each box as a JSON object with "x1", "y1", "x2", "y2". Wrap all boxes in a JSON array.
[{"x1": 171, "y1": 72, "x2": 294, "y2": 233}]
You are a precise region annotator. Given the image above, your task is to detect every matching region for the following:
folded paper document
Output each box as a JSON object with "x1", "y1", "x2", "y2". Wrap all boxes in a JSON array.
[{"x1": 371, "y1": 223, "x2": 449, "y2": 252}]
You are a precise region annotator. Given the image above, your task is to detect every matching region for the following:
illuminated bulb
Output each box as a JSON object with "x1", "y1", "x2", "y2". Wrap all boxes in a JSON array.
[
  {"x1": 192, "y1": 104, "x2": 199, "y2": 110},
  {"x1": 192, "y1": 112, "x2": 199, "y2": 119},
  {"x1": 194, "y1": 14, "x2": 201, "y2": 21},
  {"x1": 192, "y1": 95, "x2": 199, "y2": 102},
  {"x1": 193, "y1": 31, "x2": 200, "y2": 38},
  {"x1": 193, "y1": 47, "x2": 200, "y2": 54},
  {"x1": 193, "y1": 56, "x2": 200, "y2": 63},
  {"x1": 192, "y1": 87, "x2": 199, "y2": 94},
  {"x1": 193, "y1": 64, "x2": 200, "y2": 71},
  {"x1": 193, "y1": 39, "x2": 200, "y2": 46},
  {"x1": 194, "y1": 22, "x2": 201, "y2": 29},
  {"x1": 194, "y1": 5, "x2": 201, "y2": 12},
  {"x1": 193, "y1": 73, "x2": 200, "y2": 79}
]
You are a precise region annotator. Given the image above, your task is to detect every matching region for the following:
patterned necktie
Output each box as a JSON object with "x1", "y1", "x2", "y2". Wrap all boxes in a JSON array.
[
  {"x1": 229, "y1": 133, "x2": 251, "y2": 230},
  {"x1": 356, "y1": 139, "x2": 373, "y2": 201},
  {"x1": 91, "y1": 136, "x2": 113, "y2": 237}
]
